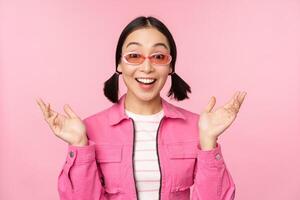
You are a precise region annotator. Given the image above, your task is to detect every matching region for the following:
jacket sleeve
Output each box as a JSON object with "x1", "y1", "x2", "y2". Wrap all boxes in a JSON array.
[
  {"x1": 191, "y1": 142, "x2": 236, "y2": 200},
  {"x1": 57, "y1": 140, "x2": 107, "y2": 200}
]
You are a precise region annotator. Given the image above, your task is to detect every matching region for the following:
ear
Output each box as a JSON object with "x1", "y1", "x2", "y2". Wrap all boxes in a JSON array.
[
  {"x1": 169, "y1": 65, "x2": 173, "y2": 74},
  {"x1": 117, "y1": 64, "x2": 122, "y2": 73}
]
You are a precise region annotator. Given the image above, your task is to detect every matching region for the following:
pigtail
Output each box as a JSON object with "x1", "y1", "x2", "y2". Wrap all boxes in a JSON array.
[
  {"x1": 103, "y1": 72, "x2": 120, "y2": 103},
  {"x1": 167, "y1": 73, "x2": 191, "y2": 101}
]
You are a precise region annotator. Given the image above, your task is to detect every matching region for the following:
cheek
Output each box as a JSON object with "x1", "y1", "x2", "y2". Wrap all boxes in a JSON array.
[
  {"x1": 120, "y1": 67, "x2": 136, "y2": 86},
  {"x1": 159, "y1": 76, "x2": 169, "y2": 86},
  {"x1": 121, "y1": 65, "x2": 135, "y2": 77},
  {"x1": 156, "y1": 69, "x2": 170, "y2": 87},
  {"x1": 158, "y1": 67, "x2": 171, "y2": 79}
]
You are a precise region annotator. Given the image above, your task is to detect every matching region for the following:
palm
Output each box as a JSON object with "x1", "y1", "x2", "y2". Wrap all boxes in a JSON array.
[
  {"x1": 36, "y1": 98, "x2": 87, "y2": 146},
  {"x1": 53, "y1": 115, "x2": 86, "y2": 145},
  {"x1": 198, "y1": 91, "x2": 247, "y2": 139}
]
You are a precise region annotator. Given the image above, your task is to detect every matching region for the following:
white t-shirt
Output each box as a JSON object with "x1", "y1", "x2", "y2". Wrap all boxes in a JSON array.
[{"x1": 125, "y1": 109, "x2": 164, "y2": 200}]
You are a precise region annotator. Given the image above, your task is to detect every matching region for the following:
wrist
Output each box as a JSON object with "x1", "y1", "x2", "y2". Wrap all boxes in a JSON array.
[
  {"x1": 71, "y1": 136, "x2": 88, "y2": 147},
  {"x1": 199, "y1": 135, "x2": 217, "y2": 150}
]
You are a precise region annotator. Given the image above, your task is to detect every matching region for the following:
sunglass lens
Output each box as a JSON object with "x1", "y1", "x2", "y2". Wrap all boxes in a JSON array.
[
  {"x1": 125, "y1": 53, "x2": 144, "y2": 64},
  {"x1": 151, "y1": 54, "x2": 171, "y2": 65}
]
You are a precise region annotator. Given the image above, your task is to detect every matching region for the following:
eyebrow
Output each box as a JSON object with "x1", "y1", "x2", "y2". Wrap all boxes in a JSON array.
[{"x1": 126, "y1": 42, "x2": 169, "y2": 50}]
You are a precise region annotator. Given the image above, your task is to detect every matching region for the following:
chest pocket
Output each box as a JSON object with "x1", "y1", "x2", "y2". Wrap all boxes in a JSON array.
[
  {"x1": 95, "y1": 144, "x2": 123, "y2": 194},
  {"x1": 166, "y1": 141, "x2": 198, "y2": 192}
]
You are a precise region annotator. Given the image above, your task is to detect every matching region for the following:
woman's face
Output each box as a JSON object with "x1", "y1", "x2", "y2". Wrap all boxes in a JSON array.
[{"x1": 117, "y1": 27, "x2": 172, "y2": 102}]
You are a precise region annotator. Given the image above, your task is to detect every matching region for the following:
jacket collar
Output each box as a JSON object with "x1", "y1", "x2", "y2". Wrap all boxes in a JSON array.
[{"x1": 108, "y1": 93, "x2": 186, "y2": 125}]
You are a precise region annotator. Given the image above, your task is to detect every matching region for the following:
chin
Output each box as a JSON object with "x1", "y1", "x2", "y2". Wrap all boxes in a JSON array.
[{"x1": 133, "y1": 91, "x2": 160, "y2": 102}]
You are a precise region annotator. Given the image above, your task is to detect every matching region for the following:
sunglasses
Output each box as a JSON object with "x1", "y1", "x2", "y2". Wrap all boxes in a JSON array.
[{"x1": 121, "y1": 51, "x2": 172, "y2": 66}]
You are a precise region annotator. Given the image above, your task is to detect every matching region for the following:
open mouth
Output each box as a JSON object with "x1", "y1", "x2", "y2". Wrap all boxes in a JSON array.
[{"x1": 135, "y1": 78, "x2": 157, "y2": 85}]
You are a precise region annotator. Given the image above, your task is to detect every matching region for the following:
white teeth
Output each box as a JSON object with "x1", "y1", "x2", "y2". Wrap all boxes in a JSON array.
[{"x1": 136, "y1": 78, "x2": 156, "y2": 84}]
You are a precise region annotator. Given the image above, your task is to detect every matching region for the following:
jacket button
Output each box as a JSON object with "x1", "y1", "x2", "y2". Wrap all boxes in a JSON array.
[
  {"x1": 69, "y1": 151, "x2": 74, "y2": 158},
  {"x1": 215, "y1": 154, "x2": 221, "y2": 160}
]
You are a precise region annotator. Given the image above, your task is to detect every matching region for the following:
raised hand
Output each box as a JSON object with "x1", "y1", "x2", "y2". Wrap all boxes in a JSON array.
[
  {"x1": 198, "y1": 91, "x2": 247, "y2": 149},
  {"x1": 36, "y1": 98, "x2": 88, "y2": 147}
]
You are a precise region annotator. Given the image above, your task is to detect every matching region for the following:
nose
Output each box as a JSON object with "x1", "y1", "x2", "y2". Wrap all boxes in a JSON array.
[{"x1": 140, "y1": 57, "x2": 154, "y2": 73}]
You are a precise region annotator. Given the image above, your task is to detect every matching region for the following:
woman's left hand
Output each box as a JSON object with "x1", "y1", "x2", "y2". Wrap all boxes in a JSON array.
[{"x1": 198, "y1": 91, "x2": 247, "y2": 149}]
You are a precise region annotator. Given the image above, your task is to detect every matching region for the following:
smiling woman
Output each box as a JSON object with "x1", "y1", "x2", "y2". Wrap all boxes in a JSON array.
[
  {"x1": 104, "y1": 16, "x2": 191, "y2": 106},
  {"x1": 37, "y1": 15, "x2": 240, "y2": 200},
  {"x1": 116, "y1": 27, "x2": 175, "y2": 110}
]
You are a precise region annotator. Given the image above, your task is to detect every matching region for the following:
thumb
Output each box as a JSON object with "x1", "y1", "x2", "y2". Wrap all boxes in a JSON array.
[
  {"x1": 63, "y1": 104, "x2": 79, "y2": 118},
  {"x1": 203, "y1": 96, "x2": 216, "y2": 113}
]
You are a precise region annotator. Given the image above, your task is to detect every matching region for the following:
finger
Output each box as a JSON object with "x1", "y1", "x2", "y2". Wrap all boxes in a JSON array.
[
  {"x1": 224, "y1": 91, "x2": 240, "y2": 109},
  {"x1": 36, "y1": 98, "x2": 60, "y2": 123},
  {"x1": 63, "y1": 104, "x2": 79, "y2": 118},
  {"x1": 233, "y1": 91, "x2": 240, "y2": 103},
  {"x1": 48, "y1": 112, "x2": 58, "y2": 125},
  {"x1": 53, "y1": 112, "x2": 59, "y2": 125},
  {"x1": 36, "y1": 98, "x2": 49, "y2": 115},
  {"x1": 36, "y1": 97, "x2": 42, "y2": 108},
  {"x1": 48, "y1": 111, "x2": 59, "y2": 125},
  {"x1": 203, "y1": 96, "x2": 216, "y2": 113},
  {"x1": 37, "y1": 97, "x2": 47, "y2": 111},
  {"x1": 226, "y1": 106, "x2": 238, "y2": 115},
  {"x1": 46, "y1": 103, "x2": 52, "y2": 118},
  {"x1": 234, "y1": 91, "x2": 243, "y2": 109},
  {"x1": 36, "y1": 98, "x2": 48, "y2": 118},
  {"x1": 46, "y1": 102, "x2": 58, "y2": 119},
  {"x1": 222, "y1": 91, "x2": 245, "y2": 114},
  {"x1": 42, "y1": 103, "x2": 51, "y2": 122},
  {"x1": 236, "y1": 91, "x2": 247, "y2": 109},
  {"x1": 238, "y1": 91, "x2": 247, "y2": 105},
  {"x1": 233, "y1": 97, "x2": 240, "y2": 112},
  {"x1": 226, "y1": 91, "x2": 239, "y2": 107}
]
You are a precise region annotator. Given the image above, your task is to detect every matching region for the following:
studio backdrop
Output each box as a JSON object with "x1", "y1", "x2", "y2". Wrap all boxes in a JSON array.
[{"x1": 1, "y1": 0, "x2": 300, "y2": 199}]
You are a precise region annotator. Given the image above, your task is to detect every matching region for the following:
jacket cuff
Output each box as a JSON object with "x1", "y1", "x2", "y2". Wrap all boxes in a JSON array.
[
  {"x1": 66, "y1": 140, "x2": 96, "y2": 166},
  {"x1": 197, "y1": 142, "x2": 224, "y2": 167}
]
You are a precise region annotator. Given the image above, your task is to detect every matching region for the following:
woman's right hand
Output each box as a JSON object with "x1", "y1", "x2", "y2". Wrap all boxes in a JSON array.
[{"x1": 36, "y1": 97, "x2": 88, "y2": 147}]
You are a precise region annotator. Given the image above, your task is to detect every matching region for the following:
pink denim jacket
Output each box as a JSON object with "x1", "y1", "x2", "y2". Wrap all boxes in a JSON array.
[{"x1": 58, "y1": 94, "x2": 235, "y2": 200}]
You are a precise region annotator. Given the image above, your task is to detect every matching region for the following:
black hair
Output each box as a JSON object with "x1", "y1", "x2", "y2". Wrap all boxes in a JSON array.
[{"x1": 104, "y1": 16, "x2": 191, "y2": 103}]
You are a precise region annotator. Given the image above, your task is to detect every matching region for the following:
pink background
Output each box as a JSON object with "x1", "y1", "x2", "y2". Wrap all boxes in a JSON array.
[{"x1": 1, "y1": 0, "x2": 300, "y2": 199}]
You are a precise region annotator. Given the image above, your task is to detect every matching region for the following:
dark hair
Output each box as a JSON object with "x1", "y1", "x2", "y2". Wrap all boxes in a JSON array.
[{"x1": 104, "y1": 16, "x2": 191, "y2": 103}]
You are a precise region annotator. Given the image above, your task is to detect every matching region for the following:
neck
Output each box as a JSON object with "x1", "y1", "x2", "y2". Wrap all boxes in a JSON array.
[{"x1": 124, "y1": 92, "x2": 162, "y2": 115}]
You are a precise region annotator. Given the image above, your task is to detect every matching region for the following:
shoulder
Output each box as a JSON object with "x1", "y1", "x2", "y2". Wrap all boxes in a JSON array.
[
  {"x1": 83, "y1": 106, "x2": 113, "y2": 122},
  {"x1": 81, "y1": 105, "x2": 116, "y2": 140},
  {"x1": 175, "y1": 104, "x2": 199, "y2": 117},
  {"x1": 82, "y1": 104, "x2": 114, "y2": 126},
  {"x1": 167, "y1": 101, "x2": 200, "y2": 122}
]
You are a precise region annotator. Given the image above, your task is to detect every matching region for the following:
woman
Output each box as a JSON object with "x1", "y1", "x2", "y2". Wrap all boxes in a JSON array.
[{"x1": 37, "y1": 16, "x2": 246, "y2": 200}]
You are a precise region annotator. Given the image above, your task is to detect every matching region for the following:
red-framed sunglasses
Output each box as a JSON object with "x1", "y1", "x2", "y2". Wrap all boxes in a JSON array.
[{"x1": 121, "y1": 51, "x2": 172, "y2": 66}]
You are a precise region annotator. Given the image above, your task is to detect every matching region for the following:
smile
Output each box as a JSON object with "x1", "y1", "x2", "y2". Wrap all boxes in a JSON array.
[{"x1": 135, "y1": 78, "x2": 157, "y2": 85}]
